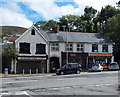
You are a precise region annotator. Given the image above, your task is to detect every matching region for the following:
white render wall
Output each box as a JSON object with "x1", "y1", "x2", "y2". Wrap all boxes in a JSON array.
[
  {"x1": 50, "y1": 43, "x2": 113, "y2": 57},
  {"x1": 15, "y1": 27, "x2": 49, "y2": 56}
]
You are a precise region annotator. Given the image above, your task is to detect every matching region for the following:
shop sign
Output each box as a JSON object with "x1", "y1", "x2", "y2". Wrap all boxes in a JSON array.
[
  {"x1": 69, "y1": 54, "x2": 76, "y2": 56},
  {"x1": 18, "y1": 57, "x2": 46, "y2": 60},
  {"x1": 88, "y1": 53, "x2": 112, "y2": 57}
]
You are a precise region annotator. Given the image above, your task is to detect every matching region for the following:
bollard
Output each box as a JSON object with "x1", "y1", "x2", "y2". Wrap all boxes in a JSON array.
[
  {"x1": 4, "y1": 68, "x2": 8, "y2": 77},
  {"x1": 23, "y1": 69, "x2": 24, "y2": 76},
  {"x1": 36, "y1": 69, "x2": 38, "y2": 75},
  {"x1": 30, "y1": 69, "x2": 31, "y2": 75}
]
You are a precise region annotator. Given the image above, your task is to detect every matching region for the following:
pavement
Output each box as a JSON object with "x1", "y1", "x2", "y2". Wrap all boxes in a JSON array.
[
  {"x1": 0, "y1": 70, "x2": 118, "y2": 78},
  {"x1": 0, "y1": 73, "x2": 55, "y2": 78}
]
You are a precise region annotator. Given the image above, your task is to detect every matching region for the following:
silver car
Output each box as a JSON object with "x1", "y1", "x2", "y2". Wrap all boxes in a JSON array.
[
  {"x1": 89, "y1": 63, "x2": 103, "y2": 72},
  {"x1": 108, "y1": 62, "x2": 119, "y2": 71}
]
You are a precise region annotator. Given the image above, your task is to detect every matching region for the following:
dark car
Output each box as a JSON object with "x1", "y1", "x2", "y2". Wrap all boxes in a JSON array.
[
  {"x1": 56, "y1": 63, "x2": 82, "y2": 75},
  {"x1": 108, "y1": 62, "x2": 119, "y2": 71}
]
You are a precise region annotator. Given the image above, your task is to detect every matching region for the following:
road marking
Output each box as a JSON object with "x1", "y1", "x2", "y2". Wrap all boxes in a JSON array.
[
  {"x1": 105, "y1": 84, "x2": 111, "y2": 86},
  {"x1": 95, "y1": 85, "x2": 99, "y2": 87},
  {"x1": 5, "y1": 80, "x2": 37, "y2": 84},
  {"x1": 0, "y1": 92, "x2": 11, "y2": 95},
  {"x1": 15, "y1": 91, "x2": 29, "y2": 95},
  {"x1": 49, "y1": 88, "x2": 59, "y2": 91},
  {"x1": 57, "y1": 78, "x2": 88, "y2": 80},
  {"x1": 89, "y1": 85, "x2": 93, "y2": 86}
]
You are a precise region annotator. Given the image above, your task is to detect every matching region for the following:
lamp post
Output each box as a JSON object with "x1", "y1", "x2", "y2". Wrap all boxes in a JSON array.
[
  {"x1": 62, "y1": 25, "x2": 68, "y2": 64},
  {"x1": 67, "y1": 23, "x2": 71, "y2": 64}
]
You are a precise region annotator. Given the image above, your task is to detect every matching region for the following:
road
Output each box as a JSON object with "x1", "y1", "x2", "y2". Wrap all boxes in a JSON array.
[{"x1": 0, "y1": 71, "x2": 119, "y2": 96}]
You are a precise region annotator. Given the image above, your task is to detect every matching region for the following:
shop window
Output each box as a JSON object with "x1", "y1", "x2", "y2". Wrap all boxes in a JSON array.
[
  {"x1": 31, "y1": 29, "x2": 35, "y2": 35},
  {"x1": 102, "y1": 45, "x2": 108, "y2": 52},
  {"x1": 19, "y1": 43, "x2": 30, "y2": 54},
  {"x1": 77, "y1": 44, "x2": 84, "y2": 52},
  {"x1": 92, "y1": 44, "x2": 98, "y2": 52},
  {"x1": 36, "y1": 43, "x2": 46, "y2": 54},
  {"x1": 51, "y1": 43, "x2": 59, "y2": 51},
  {"x1": 66, "y1": 43, "x2": 73, "y2": 51}
]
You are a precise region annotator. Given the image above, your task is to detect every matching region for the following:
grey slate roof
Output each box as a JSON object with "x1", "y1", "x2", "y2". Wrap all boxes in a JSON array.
[{"x1": 39, "y1": 30, "x2": 113, "y2": 44}]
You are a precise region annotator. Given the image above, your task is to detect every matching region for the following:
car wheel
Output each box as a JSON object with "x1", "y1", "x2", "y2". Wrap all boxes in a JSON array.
[
  {"x1": 61, "y1": 71, "x2": 64, "y2": 75},
  {"x1": 76, "y1": 70, "x2": 80, "y2": 74}
]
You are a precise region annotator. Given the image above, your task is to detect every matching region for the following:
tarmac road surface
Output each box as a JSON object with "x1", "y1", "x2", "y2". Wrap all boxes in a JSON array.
[{"x1": 0, "y1": 71, "x2": 119, "y2": 96}]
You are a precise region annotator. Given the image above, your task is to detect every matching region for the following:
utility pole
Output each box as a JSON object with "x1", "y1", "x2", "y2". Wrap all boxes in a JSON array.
[{"x1": 62, "y1": 25, "x2": 68, "y2": 64}]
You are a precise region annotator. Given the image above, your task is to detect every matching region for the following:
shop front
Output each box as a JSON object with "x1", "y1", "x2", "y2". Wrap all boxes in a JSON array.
[
  {"x1": 16, "y1": 56, "x2": 47, "y2": 74},
  {"x1": 88, "y1": 53, "x2": 113, "y2": 69},
  {"x1": 61, "y1": 52, "x2": 88, "y2": 70}
]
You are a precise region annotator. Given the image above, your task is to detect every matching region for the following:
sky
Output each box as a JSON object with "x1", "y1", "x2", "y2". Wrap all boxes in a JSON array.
[{"x1": 0, "y1": 0, "x2": 119, "y2": 28}]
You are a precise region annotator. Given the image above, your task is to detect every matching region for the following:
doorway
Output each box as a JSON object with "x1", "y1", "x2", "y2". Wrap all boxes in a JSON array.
[{"x1": 50, "y1": 57, "x2": 60, "y2": 72}]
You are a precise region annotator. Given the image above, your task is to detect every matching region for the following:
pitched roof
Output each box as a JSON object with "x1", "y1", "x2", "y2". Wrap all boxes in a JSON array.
[{"x1": 39, "y1": 30, "x2": 113, "y2": 44}]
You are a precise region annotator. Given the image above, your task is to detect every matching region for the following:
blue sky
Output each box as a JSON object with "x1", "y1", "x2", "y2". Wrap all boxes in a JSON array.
[{"x1": 0, "y1": 0, "x2": 119, "y2": 28}]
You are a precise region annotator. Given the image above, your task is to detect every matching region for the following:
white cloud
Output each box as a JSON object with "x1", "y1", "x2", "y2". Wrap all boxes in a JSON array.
[
  {"x1": 0, "y1": 3, "x2": 32, "y2": 28},
  {"x1": 74, "y1": 0, "x2": 118, "y2": 11},
  {"x1": 1, "y1": 0, "x2": 118, "y2": 28},
  {"x1": 24, "y1": 0, "x2": 82, "y2": 20},
  {"x1": 24, "y1": 0, "x2": 118, "y2": 21}
]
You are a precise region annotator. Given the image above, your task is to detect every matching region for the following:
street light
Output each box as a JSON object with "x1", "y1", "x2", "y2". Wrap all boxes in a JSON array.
[
  {"x1": 62, "y1": 25, "x2": 69, "y2": 64},
  {"x1": 67, "y1": 23, "x2": 71, "y2": 64}
]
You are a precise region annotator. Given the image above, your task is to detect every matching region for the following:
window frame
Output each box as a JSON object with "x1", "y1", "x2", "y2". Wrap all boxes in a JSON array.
[
  {"x1": 36, "y1": 43, "x2": 46, "y2": 54},
  {"x1": 19, "y1": 42, "x2": 31, "y2": 54},
  {"x1": 66, "y1": 43, "x2": 73, "y2": 51},
  {"x1": 102, "y1": 44, "x2": 108, "y2": 52},
  {"x1": 92, "y1": 44, "x2": 98, "y2": 52},
  {"x1": 77, "y1": 44, "x2": 84, "y2": 52},
  {"x1": 31, "y1": 29, "x2": 35, "y2": 35},
  {"x1": 51, "y1": 43, "x2": 59, "y2": 51}
]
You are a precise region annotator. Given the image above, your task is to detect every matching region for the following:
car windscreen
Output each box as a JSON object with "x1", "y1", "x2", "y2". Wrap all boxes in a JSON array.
[
  {"x1": 110, "y1": 63, "x2": 118, "y2": 66},
  {"x1": 92, "y1": 64, "x2": 99, "y2": 66}
]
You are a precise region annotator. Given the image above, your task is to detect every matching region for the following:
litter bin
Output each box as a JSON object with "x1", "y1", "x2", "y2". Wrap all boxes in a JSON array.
[{"x1": 4, "y1": 68, "x2": 8, "y2": 76}]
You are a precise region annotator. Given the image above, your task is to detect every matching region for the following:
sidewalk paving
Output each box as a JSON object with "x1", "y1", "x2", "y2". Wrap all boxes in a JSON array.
[
  {"x1": 0, "y1": 71, "x2": 118, "y2": 78},
  {"x1": 0, "y1": 73, "x2": 55, "y2": 78}
]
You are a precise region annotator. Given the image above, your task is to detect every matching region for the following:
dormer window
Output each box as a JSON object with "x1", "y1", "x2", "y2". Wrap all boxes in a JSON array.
[{"x1": 31, "y1": 29, "x2": 35, "y2": 35}]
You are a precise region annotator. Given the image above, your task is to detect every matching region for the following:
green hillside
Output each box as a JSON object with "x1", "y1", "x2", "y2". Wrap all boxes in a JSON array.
[{"x1": 0, "y1": 26, "x2": 27, "y2": 36}]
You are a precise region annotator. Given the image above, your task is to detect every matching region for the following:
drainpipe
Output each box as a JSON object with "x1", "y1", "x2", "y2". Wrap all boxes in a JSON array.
[{"x1": 47, "y1": 43, "x2": 50, "y2": 73}]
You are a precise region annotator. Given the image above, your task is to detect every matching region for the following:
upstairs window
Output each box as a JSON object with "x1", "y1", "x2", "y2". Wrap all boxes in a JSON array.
[
  {"x1": 92, "y1": 44, "x2": 98, "y2": 52},
  {"x1": 77, "y1": 44, "x2": 84, "y2": 52},
  {"x1": 102, "y1": 45, "x2": 108, "y2": 52},
  {"x1": 66, "y1": 43, "x2": 73, "y2": 51},
  {"x1": 51, "y1": 43, "x2": 59, "y2": 51},
  {"x1": 19, "y1": 43, "x2": 30, "y2": 54},
  {"x1": 31, "y1": 29, "x2": 35, "y2": 35},
  {"x1": 36, "y1": 44, "x2": 46, "y2": 54}
]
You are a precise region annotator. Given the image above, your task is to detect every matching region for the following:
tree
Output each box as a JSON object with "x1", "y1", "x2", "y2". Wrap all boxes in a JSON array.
[
  {"x1": 83, "y1": 6, "x2": 97, "y2": 32},
  {"x1": 95, "y1": 5, "x2": 120, "y2": 33},
  {"x1": 59, "y1": 14, "x2": 79, "y2": 31},
  {"x1": 103, "y1": 14, "x2": 120, "y2": 62},
  {"x1": 35, "y1": 21, "x2": 49, "y2": 30},
  {"x1": 35, "y1": 20, "x2": 58, "y2": 32},
  {"x1": 47, "y1": 20, "x2": 58, "y2": 32},
  {"x1": 3, "y1": 44, "x2": 17, "y2": 57},
  {"x1": 2, "y1": 44, "x2": 17, "y2": 73}
]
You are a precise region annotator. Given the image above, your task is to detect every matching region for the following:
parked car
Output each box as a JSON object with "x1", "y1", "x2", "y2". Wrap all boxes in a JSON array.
[
  {"x1": 100, "y1": 63, "x2": 108, "y2": 70},
  {"x1": 108, "y1": 62, "x2": 119, "y2": 71},
  {"x1": 88, "y1": 63, "x2": 103, "y2": 72},
  {"x1": 56, "y1": 63, "x2": 82, "y2": 75}
]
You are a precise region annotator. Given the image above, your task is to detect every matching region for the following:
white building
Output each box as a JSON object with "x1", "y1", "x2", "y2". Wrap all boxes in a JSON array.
[{"x1": 15, "y1": 25, "x2": 114, "y2": 74}]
